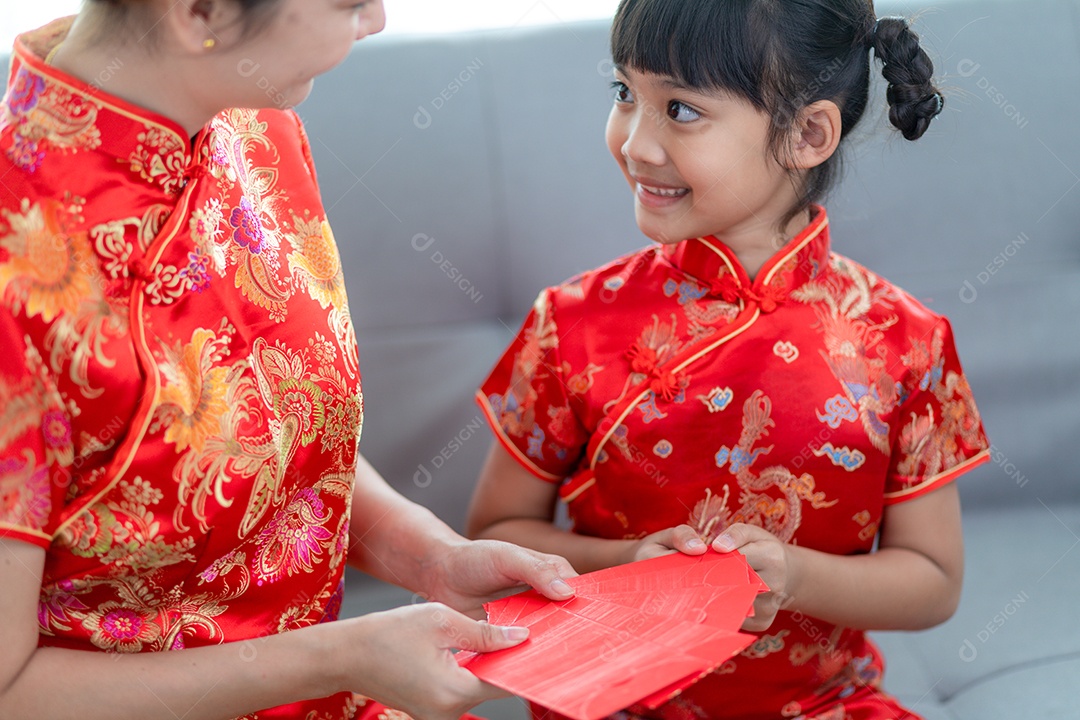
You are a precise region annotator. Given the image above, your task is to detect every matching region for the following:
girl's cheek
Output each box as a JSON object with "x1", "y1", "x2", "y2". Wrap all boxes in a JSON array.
[{"x1": 605, "y1": 112, "x2": 627, "y2": 164}]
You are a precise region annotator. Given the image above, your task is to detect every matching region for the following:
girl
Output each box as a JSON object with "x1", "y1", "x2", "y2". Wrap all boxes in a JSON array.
[
  {"x1": 468, "y1": 1, "x2": 990, "y2": 719},
  {"x1": 0, "y1": 2, "x2": 576, "y2": 719}
]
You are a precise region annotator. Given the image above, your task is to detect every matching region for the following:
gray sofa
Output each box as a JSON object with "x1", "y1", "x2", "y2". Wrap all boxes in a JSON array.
[{"x1": 299, "y1": 0, "x2": 1079, "y2": 718}]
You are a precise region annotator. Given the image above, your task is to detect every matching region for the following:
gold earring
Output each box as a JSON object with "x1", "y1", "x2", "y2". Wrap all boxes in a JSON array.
[{"x1": 203, "y1": 38, "x2": 216, "y2": 49}]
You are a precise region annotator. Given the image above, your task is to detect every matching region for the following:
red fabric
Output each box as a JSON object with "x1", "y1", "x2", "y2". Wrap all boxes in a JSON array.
[
  {"x1": 355, "y1": 698, "x2": 485, "y2": 719},
  {"x1": 479, "y1": 208, "x2": 989, "y2": 720},
  {"x1": 1, "y1": 20, "x2": 362, "y2": 719}
]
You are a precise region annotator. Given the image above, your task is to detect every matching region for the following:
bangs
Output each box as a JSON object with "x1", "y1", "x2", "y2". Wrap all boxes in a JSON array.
[{"x1": 610, "y1": 0, "x2": 772, "y2": 110}]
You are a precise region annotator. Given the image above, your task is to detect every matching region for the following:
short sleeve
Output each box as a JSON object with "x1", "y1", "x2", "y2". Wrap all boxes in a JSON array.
[
  {"x1": 884, "y1": 317, "x2": 990, "y2": 504},
  {"x1": 0, "y1": 310, "x2": 71, "y2": 548},
  {"x1": 476, "y1": 289, "x2": 589, "y2": 482}
]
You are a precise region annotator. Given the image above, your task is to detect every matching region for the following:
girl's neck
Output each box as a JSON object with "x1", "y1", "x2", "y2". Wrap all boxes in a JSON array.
[{"x1": 710, "y1": 208, "x2": 812, "y2": 282}]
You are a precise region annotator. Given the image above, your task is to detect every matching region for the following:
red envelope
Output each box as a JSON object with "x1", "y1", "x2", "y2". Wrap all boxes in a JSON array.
[{"x1": 460, "y1": 551, "x2": 767, "y2": 720}]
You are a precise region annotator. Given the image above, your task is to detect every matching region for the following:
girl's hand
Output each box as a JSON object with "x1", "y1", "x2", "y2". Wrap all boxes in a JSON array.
[
  {"x1": 341, "y1": 603, "x2": 528, "y2": 720},
  {"x1": 712, "y1": 523, "x2": 795, "y2": 632},
  {"x1": 624, "y1": 524, "x2": 709, "y2": 564}
]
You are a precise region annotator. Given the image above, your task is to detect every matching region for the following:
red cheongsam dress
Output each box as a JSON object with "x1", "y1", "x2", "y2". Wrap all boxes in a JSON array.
[
  {"x1": 478, "y1": 207, "x2": 990, "y2": 720},
  {"x1": 0, "y1": 18, "x2": 383, "y2": 719}
]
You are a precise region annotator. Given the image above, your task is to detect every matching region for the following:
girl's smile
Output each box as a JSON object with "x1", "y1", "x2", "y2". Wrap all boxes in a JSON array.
[
  {"x1": 606, "y1": 66, "x2": 803, "y2": 253},
  {"x1": 634, "y1": 175, "x2": 691, "y2": 208}
]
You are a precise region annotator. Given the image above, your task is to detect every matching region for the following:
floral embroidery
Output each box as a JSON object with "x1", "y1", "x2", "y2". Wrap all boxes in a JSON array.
[
  {"x1": 230, "y1": 196, "x2": 266, "y2": 254},
  {"x1": 0, "y1": 450, "x2": 52, "y2": 531},
  {"x1": 9, "y1": 133, "x2": 45, "y2": 172},
  {"x1": 38, "y1": 578, "x2": 91, "y2": 635},
  {"x1": 7, "y1": 67, "x2": 46, "y2": 115},
  {"x1": 275, "y1": 378, "x2": 327, "y2": 445},
  {"x1": 128, "y1": 128, "x2": 187, "y2": 195},
  {"x1": 0, "y1": 199, "x2": 99, "y2": 323},
  {"x1": 179, "y1": 249, "x2": 212, "y2": 293},
  {"x1": 40, "y1": 410, "x2": 72, "y2": 448},
  {"x1": 1, "y1": 35, "x2": 362, "y2": 717},
  {"x1": 253, "y1": 487, "x2": 334, "y2": 585},
  {"x1": 156, "y1": 325, "x2": 233, "y2": 453},
  {"x1": 287, "y1": 214, "x2": 347, "y2": 312},
  {"x1": 82, "y1": 601, "x2": 162, "y2": 653},
  {"x1": 3, "y1": 66, "x2": 102, "y2": 169}
]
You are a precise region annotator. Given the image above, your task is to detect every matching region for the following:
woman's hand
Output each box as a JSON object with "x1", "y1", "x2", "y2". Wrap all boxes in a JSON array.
[
  {"x1": 340, "y1": 603, "x2": 528, "y2": 720},
  {"x1": 712, "y1": 523, "x2": 795, "y2": 632},
  {"x1": 425, "y1": 539, "x2": 578, "y2": 618},
  {"x1": 623, "y1": 524, "x2": 709, "y2": 564}
]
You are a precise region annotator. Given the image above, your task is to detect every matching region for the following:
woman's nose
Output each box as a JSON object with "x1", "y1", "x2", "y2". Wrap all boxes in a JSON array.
[{"x1": 358, "y1": 0, "x2": 387, "y2": 39}]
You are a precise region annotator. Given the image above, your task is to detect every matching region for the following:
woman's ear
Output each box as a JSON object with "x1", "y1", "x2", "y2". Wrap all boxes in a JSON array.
[
  {"x1": 163, "y1": 0, "x2": 245, "y2": 55},
  {"x1": 786, "y1": 100, "x2": 843, "y2": 170}
]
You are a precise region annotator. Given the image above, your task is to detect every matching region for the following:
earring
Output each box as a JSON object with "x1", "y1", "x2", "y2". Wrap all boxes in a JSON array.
[{"x1": 203, "y1": 38, "x2": 216, "y2": 49}]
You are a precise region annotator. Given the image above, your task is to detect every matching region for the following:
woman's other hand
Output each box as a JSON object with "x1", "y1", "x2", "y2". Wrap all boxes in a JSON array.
[
  {"x1": 425, "y1": 539, "x2": 577, "y2": 618},
  {"x1": 340, "y1": 603, "x2": 527, "y2": 720}
]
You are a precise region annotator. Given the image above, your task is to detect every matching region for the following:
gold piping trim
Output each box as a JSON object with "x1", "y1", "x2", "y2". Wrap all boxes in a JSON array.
[
  {"x1": 475, "y1": 390, "x2": 563, "y2": 482},
  {"x1": 561, "y1": 476, "x2": 596, "y2": 504},
  {"x1": 589, "y1": 307, "x2": 763, "y2": 469},
  {"x1": 0, "y1": 523, "x2": 52, "y2": 541},
  {"x1": 13, "y1": 45, "x2": 189, "y2": 155},
  {"x1": 883, "y1": 448, "x2": 991, "y2": 501},
  {"x1": 51, "y1": 189, "x2": 196, "y2": 540}
]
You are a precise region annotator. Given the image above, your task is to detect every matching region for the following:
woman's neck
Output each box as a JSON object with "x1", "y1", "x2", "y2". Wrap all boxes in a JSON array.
[{"x1": 49, "y1": 13, "x2": 215, "y2": 137}]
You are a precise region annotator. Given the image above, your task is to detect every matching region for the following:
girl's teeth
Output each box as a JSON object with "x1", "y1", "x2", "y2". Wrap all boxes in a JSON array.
[{"x1": 642, "y1": 184, "x2": 687, "y2": 197}]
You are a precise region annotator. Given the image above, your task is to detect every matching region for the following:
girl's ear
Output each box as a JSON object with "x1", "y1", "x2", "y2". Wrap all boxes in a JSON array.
[{"x1": 786, "y1": 100, "x2": 843, "y2": 170}]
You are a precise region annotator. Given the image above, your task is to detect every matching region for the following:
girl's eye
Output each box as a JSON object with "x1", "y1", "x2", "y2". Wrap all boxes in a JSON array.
[
  {"x1": 667, "y1": 101, "x2": 700, "y2": 123},
  {"x1": 611, "y1": 81, "x2": 635, "y2": 104}
]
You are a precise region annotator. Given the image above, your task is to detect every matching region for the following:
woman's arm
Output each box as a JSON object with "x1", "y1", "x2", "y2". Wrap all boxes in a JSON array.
[
  {"x1": 0, "y1": 538, "x2": 531, "y2": 720},
  {"x1": 466, "y1": 443, "x2": 706, "y2": 574},
  {"x1": 716, "y1": 482, "x2": 964, "y2": 632},
  {"x1": 347, "y1": 452, "x2": 577, "y2": 616}
]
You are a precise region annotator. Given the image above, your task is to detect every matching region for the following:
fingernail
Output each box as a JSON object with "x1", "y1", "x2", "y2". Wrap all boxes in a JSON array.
[
  {"x1": 502, "y1": 626, "x2": 529, "y2": 642},
  {"x1": 714, "y1": 535, "x2": 735, "y2": 552},
  {"x1": 687, "y1": 538, "x2": 705, "y2": 550},
  {"x1": 550, "y1": 579, "x2": 574, "y2": 596}
]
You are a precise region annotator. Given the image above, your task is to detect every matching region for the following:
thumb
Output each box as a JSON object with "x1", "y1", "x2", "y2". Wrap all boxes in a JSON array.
[
  {"x1": 442, "y1": 612, "x2": 530, "y2": 654},
  {"x1": 712, "y1": 523, "x2": 752, "y2": 553}
]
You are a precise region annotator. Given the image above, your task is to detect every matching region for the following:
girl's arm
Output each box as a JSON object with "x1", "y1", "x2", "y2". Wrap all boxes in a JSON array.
[
  {"x1": 347, "y1": 452, "x2": 576, "y2": 616},
  {"x1": 716, "y1": 482, "x2": 964, "y2": 632},
  {"x1": 0, "y1": 539, "x2": 528, "y2": 720},
  {"x1": 466, "y1": 443, "x2": 707, "y2": 574}
]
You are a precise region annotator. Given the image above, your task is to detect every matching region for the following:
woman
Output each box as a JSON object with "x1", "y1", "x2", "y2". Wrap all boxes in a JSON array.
[{"x1": 0, "y1": 1, "x2": 575, "y2": 719}]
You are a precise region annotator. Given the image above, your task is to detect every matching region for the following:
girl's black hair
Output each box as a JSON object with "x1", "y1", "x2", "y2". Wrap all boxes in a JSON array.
[{"x1": 611, "y1": 0, "x2": 943, "y2": 218}]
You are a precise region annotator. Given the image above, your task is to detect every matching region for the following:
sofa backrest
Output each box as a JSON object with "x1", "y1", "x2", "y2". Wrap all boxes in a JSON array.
[{"x1": 4, "y1": 0, "x2": 1076, "y2": 531}]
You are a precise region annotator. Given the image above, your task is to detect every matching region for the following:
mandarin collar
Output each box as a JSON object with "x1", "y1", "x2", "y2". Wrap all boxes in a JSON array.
[
  {"x1": 7, "y1": 17, "x2": 203, "y2": 196},
  {"x1": 662, "y1": 206, "x2": 831, "y2": 312}
]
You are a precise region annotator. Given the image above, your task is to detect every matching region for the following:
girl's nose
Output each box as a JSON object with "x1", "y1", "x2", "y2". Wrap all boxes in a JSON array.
[{"x1": 622, "y1": 106, "x2": 668, "y2": 167}]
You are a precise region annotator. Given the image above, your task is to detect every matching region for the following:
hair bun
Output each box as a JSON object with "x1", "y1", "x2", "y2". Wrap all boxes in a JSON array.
[{"x1": 872, "y1": 17, "x2": 943, "y2": 140}]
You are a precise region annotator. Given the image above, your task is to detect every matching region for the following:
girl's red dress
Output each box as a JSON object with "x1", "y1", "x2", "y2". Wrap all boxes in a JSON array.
[{"x1": 478, "y1": 208, "x2": 990, "y2": 720}]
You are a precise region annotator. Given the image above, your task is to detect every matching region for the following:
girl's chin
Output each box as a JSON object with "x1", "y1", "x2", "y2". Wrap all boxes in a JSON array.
[{"x1": 635, "y1": 215, "x2": 692, "y2": 246}]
